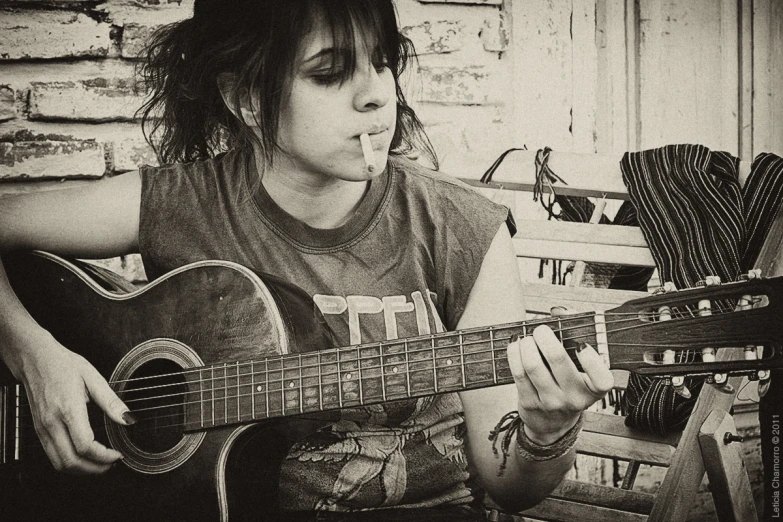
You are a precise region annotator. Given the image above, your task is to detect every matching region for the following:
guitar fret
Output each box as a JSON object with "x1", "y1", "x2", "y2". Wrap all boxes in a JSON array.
[
  {"x1": 281, "y1": 358, "x2": 286, "y2": 416},
  {"x1": 459, "y1": 335, "x2": 466, "y2": 389},
  {"x1": 236, "y1": 361, "x2": 240, "y2": 422},
  {"x1": 380, "y1": 344, "x2": 387, "y2": 402},
  {"x1": 490, "y1": 328, "x2": 497, "y2": 384},
  {"x1": 250, "y1": 361, "x2": 256, "y2": 420},
  {"x1": 298, "y1": 354, "x2": 304, "y2": 414},
  {"x1": 404, "y1": 340, "x2": 411, "y2": 397},
  {"x1": 264, "y1": 359, "x2": 270, "y2": 418},
  {"x1": 223, "y1": 363, "x2": 228, "y2": 424},
  {"x1": 318, "y1": 352, "x2": 324, "y2": 411},
  {"x1": 211, "y1": 367, "x2": 215, "y2": 426},
  {"x1": 431, "y1": 337, "x2": 438, "y2": 393},
  {"x1": 357, "y1": 348, "x2": 364, "y2": 405},
  {"x1": 14, "y1": 384, "x2": 20, "y2": 462},
  {"x1": 337, "y1": 352, "x2": 343, "y2": 408},
  {"x1": 593, "y1": 312, "x2": 609, "y2": 367},
  {"x1": 199, "y1": 368, "x2": 205, "y2": 429}
]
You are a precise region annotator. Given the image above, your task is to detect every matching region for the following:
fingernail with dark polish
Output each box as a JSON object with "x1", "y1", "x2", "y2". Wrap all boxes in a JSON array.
[
  {"x1": 576, "y1": 341, "x2": 589, "y2": 353},
  {"x1": 510, "y1": 334, "x2": 519, "y2": 343},
  {"x1": 122, "y1": 411, "x2": 138, "y2": 426}
]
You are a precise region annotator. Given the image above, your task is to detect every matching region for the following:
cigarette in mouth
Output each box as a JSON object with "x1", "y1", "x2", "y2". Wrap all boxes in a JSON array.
[{"x1": 359, "y1": 133, "x2": 376, "y2": 174}]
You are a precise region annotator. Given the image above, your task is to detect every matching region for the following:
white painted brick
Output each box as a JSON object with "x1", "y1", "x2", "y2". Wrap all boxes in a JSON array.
[
  {"x1": 102, "y1": 0, "x2": 193, "y2": 59},
  {"x1": 481, "y1": 13, "x2": 508, "y2": 52},
  {"x1": 401, "y1": 20, "x2": 464, "y2": 54},
  {"x1": 0, "y1": 140, "x2": 105, "y2": 180},
  {"x1": 28, "y1": 78, "x2": 144, "y2": 121},
  {"x1": 0, "y1": 86, "x2": 15, "y2": 122},
  {"x1": 113, "y1": 138, "x2": 158, "y2": 172},
  {"x1": 120, "y1": 23, "x2": 158, "y2": 59},
  {"x1": 418, "y1": 65, "x2": 494, "y2": 104},
  {"x1": 0, "y1": 9, "x2": 111, "y2": 60}
]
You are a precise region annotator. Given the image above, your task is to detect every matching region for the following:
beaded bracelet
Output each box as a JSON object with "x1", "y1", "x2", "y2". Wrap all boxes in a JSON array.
[{"x1": 488, "y1": 411, "x2": 584, "y2": 475}]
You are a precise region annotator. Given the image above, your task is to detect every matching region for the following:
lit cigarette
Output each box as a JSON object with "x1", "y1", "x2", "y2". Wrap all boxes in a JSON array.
[{"x1": 359, "y1": 133, "x2": 376, "y2": 173}]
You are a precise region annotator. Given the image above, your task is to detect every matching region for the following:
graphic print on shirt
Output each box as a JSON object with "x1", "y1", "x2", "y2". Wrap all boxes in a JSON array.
[
  {"x1": 284, "y1": 289, "x2": 472, "y2": 511},
  {"x1": 313, "y1": 289, "x2": 445, "y2": 345}
]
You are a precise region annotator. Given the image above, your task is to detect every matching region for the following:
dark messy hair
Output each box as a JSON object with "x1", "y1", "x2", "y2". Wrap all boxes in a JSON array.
[{"x1": 136, "y1": 0, "x2": 437, "y2": 169}]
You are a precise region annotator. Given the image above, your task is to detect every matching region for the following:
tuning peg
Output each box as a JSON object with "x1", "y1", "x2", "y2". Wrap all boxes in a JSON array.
[
  {"x1": 654, "y1": 281, "x2": 678, "y2": 295},
  {"x1": 758, "y1": 371, "x2": 771, "y2": 397},
  {"x1": 711, "y1": 373, "x2": 735, "y2": 393},
  {"x1": 696, "y1": 275, "x2": 721, "y2": 287},
  {"x1": 671, "y1": 376, "x2": 692, "y2": 399},
  {"x1": 723, "y1": 432, "x2": 744, "y2": 444},
  {"x1": 740, "y1": 269, "x2": 762, "y2": 281}
]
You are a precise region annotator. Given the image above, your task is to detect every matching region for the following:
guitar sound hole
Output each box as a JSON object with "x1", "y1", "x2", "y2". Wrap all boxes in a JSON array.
[{"x1": 122, "y1": 359, "x2": 187, "y2": 454}]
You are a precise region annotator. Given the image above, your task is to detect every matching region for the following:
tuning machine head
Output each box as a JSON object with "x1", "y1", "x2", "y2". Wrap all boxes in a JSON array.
[
  {"x1": 669, "y1": 375, "x2": 692, "y2": 399},
  {"x1": 739, "y1": 269, "x2": 763, "y2": 281},
  {"x1": 696, "y1": 275, "x2": 722, "y2": 287}
]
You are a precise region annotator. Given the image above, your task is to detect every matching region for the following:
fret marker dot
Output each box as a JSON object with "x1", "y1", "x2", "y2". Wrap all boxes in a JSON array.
[
  {"x1": 392, "y1": 367, "x2": 398, "y2": 373},
  {"x1": 288, "y1": 381, "x2": 295, "y2": 388},
  {"x1": 344, "y1": 373, "x2": 352, "y2": 380},
  {"x1": 256, "y1": 386, "x2": 262, "y2": 392},
  {"x1": 447, "y1": 359, "x2": 453, "y2": 365}
]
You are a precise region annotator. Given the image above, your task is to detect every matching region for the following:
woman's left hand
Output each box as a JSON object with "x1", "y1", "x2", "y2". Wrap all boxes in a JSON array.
[{"x1": 506, "y1": 321, "x2": 615, "y2": 445}]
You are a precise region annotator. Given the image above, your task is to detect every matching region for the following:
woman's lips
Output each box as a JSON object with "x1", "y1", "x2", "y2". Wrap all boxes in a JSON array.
[{"x1": 361, "y1": 129, "x2": 388, "y2": 149}]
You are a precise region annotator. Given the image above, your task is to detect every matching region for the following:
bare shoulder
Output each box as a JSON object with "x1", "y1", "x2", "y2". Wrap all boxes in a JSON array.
[
  {"x1": 457, "y1": 224, "x2": 526, "y2": 331},
  {"x1": 0, "y1": 170, "x2": 141, "y2": 258}
]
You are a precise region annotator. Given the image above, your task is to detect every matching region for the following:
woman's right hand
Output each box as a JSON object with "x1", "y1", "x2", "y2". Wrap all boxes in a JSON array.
[{"x1": 10, "y1": 328, "x2": 133, "y2": 474}]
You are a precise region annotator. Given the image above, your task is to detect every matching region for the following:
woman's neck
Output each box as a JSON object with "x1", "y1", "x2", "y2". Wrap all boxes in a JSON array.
[{"x1": 253, "y1": 148, "x2": 369, "y2": 229}]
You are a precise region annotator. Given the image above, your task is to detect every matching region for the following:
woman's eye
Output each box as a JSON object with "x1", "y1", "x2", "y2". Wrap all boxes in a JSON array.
[
  {"x1": 312, "y1": 71, "x2": 344, "y2": 86},
  {"x1": 374, "y1": 62, "x2": 389, "y2": 74}
]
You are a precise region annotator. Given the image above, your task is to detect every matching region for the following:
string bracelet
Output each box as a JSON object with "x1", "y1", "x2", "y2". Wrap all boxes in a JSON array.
[{"x1": 488, "y1": 411, "x2": 584, "y2": 476}]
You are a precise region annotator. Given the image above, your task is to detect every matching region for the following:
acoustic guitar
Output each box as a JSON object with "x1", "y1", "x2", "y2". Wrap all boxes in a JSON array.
[{"x1": 1, "y1": 251, "x2": 780, "y2": 521}]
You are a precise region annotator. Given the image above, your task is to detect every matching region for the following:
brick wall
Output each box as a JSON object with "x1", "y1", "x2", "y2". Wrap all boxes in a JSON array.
[{"x1": 0, "y1": 0, "x2": 519, "y2": 282}]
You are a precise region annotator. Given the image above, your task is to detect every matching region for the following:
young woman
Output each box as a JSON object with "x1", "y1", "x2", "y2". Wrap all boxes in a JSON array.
[{"x1": 0, "y1": 1, "x2": 613, "y2": 519}]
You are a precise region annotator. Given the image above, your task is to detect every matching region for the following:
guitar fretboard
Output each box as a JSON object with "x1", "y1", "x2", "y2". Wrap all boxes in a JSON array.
[{"x1": 182, "y1": 316, "x2": 598, "y2": 431}]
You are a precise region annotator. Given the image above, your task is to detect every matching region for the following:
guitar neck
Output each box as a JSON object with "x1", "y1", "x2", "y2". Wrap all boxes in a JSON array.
[{"x1": 185, "y1": 314, "x2": 599, "y2": 431}]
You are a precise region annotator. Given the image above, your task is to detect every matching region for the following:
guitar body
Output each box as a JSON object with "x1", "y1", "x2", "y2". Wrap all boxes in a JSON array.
[
  {"x1": 3, "y1": 252, "x2": 782, "y2": 520},
  {"x1": 1, "y1": 251, "x2": 332, "y2": 522}
]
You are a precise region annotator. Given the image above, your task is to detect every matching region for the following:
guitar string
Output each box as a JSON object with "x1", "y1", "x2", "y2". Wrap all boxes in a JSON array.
[
  {"x1": 14, "y1": 338, "x2": 764, "y2": 452},
  {"x1": 14, "y1": 304, "x2": 752, "y2": 415},
  {"x1": 14, "y1": 310, "x2": 724, "y2": 411},
  {"x1": 102, "y1": 302, "x2": 743, "y2": 388},
  {"x1": 15, "y1": 343, "x2": 768, "y2": 451},
  {"x1": 17, "y1": 302, "x2": 740, "y2": 407},
  {"x1": 15, "y1": 332, "x2": 763, "y2": 438},
  {"x1": 15, "y1": 313, "x2": 607, "y2": 404},
  {"x1": 13, "y1": 340, "x2": 744, "y2": 449},
  {"x1": 11, "y1": 299, "x2": 760, "y2": 447}
]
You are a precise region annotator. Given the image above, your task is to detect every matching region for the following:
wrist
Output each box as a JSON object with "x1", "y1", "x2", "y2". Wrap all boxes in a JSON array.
[
  {"x1": 523, "y1": 415, "x2": 581, "y2": 446},
  {"x1": 0, "y1": 321, "x2": 51, "y2": 379},
  {"x1": 516, "y1": 413, "x2": 584, "y2": 461}
]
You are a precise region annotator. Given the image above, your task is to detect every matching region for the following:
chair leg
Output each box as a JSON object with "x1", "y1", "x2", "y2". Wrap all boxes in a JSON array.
[
  {"x1": 698, "y1": 409, "x2": 758, "y2": 522},
  {"x1": 621, "y1": 460, "x2": 641, "y2": 490}
]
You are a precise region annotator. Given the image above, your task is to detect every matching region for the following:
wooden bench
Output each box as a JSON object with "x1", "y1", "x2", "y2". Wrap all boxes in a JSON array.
[{"x1": 459, "y1": 150, "x2": 767, "y2": 522}]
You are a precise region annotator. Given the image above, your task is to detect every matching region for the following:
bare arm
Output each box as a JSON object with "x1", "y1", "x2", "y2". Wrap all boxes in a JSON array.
[
  {"x1": 457, "y1": 224, "x2": 614, "y2": 512},
  {"x1": 0, "y1": 171, "x2": 142, "y2": 474}
]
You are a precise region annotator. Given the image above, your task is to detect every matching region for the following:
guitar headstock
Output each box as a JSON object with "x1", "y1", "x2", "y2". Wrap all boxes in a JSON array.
[{"x1": 604, "y1": 273, "x2": 783, "y2": 380}]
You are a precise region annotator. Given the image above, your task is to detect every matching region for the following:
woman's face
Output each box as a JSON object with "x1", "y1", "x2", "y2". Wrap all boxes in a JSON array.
[{"x1": 272, "y1": 16, "x2": 398, "y2": 183}]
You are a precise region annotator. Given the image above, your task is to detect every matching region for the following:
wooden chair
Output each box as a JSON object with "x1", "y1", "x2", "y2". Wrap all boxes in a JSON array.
[{"x1": 458, "y1": 150, "x2": 770, "y2": 522}]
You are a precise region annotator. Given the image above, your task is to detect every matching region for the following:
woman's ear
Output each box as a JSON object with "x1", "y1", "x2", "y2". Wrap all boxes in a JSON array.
[{"x1": 217, "y1": 73, "x2": 258, "y2": 127}]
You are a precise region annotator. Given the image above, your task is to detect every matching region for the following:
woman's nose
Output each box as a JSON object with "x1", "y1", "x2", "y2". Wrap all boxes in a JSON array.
[{"x1": 353, "y1": 65, "x2": 392, "y2": 112}]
